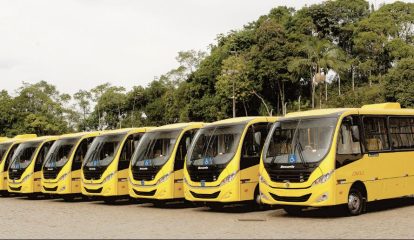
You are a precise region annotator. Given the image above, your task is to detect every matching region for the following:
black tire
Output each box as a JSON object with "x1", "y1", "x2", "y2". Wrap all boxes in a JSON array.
[
  {"x1": 153, "y1": 200, "x2": 167, "y2": 207},
  {"x1": 283, "y1": 206, "x2": 303, "y2": 216},
  {"x1": 346, "y1": 188, "x2": 365, "y2": 216},
  {"x1": 0, "y1": 191, "x2": 10, "y2": 197}
]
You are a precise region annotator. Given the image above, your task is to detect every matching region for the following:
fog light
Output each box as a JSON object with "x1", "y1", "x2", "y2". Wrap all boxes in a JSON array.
[
  {"x1": 260, "y1": 191, "x2": 269, "y2": 201},
  {"x1": 317, "y1": 192, "x2": 329, "y2": 202},
  {"x1": 222, "y1": 191, "x2": 231, "y2": 199},
  {"x1": 59, "y1": 186, "x2": 66, "y2": 192}
]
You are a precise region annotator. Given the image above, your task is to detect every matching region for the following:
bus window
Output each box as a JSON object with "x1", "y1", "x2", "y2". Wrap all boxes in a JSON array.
[
  {"x1": 35, "y1": 141, "x2": 54, "y2": 172},
  {"x1": 72, "y1": 138, "x2": 94, "y2": 171},
  {"x1": 240, "y1": 123, "x2": 269, "y2": 170},
  {"x1": 119, "y1": 133, "x2": 142, "y2": 170},
  {"x1": 174, "y1": 130, "x2": 196, "y2": 171},
  {"x1": 363, "y1": 117, "x2": 390, "y2": 152},
  {"x1": 4, "y1": 144, "x2": 19, "y2": 171},
  {"x1": 389, "y1": 117, "x2": 414, "y2": 149},
  {"x1": 336, "y1": 116, "x2": 362, "y2": 168}
]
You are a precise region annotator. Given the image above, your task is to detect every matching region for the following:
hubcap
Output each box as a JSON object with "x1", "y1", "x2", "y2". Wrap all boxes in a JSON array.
[{"x1": 348, "y1": 193, "x2": 361, "y2": 211}]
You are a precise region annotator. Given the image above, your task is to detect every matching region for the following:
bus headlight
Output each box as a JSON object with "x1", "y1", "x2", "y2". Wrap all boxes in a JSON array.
[
  {"x1": 21, "y1": 172, "x2": 33, "y2": 183},
  {"x1": 157, "y1": 173, "x2": 171, "y2": 185},
  {"x1": 220, "y1": 171, "x2": 237, "y2": 186},
  {"x1": 259, "y1": 175, "x2": 269, "y2": 186},
  {"x1": 312, "y1": 170, "x2": 334, "y2": 186},
  {"x1": 102, "y1": 172, "x2": 115, "y2": 184},
  {"x1": 58, "y1": 173, "x2": 68, "y2": 182}
]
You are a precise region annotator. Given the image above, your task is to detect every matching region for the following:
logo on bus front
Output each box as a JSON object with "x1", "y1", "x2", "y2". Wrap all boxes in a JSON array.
[
  {"x1": 200, "y1": 180, "x2": 206, "y2": 187},
  {"x1": 141, "y1": 180, "x2": 145, "y2": 186},
  {"x1": 288, "y1": 154, "x2": 297, "y2": 164}
]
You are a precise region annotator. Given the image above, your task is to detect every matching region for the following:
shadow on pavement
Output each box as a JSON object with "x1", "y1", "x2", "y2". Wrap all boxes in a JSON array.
[{"x1": 274, "y1": 197, "x2": 414, "y2": 219}]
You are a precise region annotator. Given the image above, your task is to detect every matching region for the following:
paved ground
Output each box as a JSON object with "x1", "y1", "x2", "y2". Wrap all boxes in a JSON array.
[{"x1": 1, "y1": 195, "x2": 414, "y2": 239}]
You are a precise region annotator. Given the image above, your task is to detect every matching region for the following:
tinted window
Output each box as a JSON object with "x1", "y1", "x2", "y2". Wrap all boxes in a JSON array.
[
  {"x1": 118, "y1": 133, "x2": 143, "y2": 170},
  {"x1": 174, "y1": 130, "x2": 197, "y2": 171},
  {"x1": 241, "y1": 122, "x2": 271, "y2": 170},
  {"x1": 363, "y1": 117, "x2": 389, "y2": 151},
  {"x1": 35, "y1": 141, "x2": 54, "y2": 172},
  {"x1": 389, "y1": 117, "x2": 414, "y2": 150},
  {"x1": 72, "y1": 137, "x2": 95, "y2": 171}
]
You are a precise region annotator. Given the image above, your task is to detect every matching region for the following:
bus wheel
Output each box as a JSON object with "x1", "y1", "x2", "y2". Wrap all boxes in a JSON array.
[
  {"x1": 103, "y1": 197, "x2": 117, "y2": 204},
  {"x1": 282, "y1": 206, "x2": 303, "y2": 216},
  {"x1": 347, "y1": 188, "x2": 365, "y2": 216},
  {"x1": 207, "y1": 203, "x2": 224, "y2": 211}
]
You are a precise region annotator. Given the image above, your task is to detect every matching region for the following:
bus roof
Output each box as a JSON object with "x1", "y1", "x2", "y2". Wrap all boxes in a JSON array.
[
  {"x1": 99, "y1": 127, "x2": 153, "y2": 136},
  {"x1": 150, "y1": 122, "x2": 204, "y2": 132},
  {"x1": 207, "y1": 116, "x2": 277, "y2": 126},
  {"x1": 58, "y1": 131, "x2": 101, "y2": 139}
]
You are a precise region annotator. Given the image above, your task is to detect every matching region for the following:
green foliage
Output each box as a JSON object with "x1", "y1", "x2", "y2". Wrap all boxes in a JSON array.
[{"x1": 1, "y1": 0, "x2": 413, "y2": 136}]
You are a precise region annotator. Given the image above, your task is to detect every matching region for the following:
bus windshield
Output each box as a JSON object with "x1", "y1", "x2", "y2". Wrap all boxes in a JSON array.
[
  {"x1": 263, "y1": 117, "x2": 337, "y2": 165},
  {"x1": 9, "y1": 141, "x2": 41, "y2": 170},
  {"x1": 44, "y1": 137, "x2": 80, "y2": 168},
  {"x1": 187, "y1": 124, "x2": 245, "y2": 166},
  {"x1": 83, "y1": 133, "x2": 126, "y2": 167},
  {"x1": 0, "y1": 143, "x2": 12, "y2": 162},
  {"x1": 131, "y1": 130, "x2": 181, "y2": 167}
]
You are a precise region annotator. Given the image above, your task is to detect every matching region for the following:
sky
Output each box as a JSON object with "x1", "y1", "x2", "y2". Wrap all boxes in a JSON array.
[{"x1": 0, "y1": 0, "x2": 402, "y2": 95}]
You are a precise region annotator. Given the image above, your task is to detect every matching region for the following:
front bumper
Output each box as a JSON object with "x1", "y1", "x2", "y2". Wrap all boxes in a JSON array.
[
  {"x1": 129, "y1": 180, "x2": 173, "y2": 200},
  {"x1": 260, "y1": 182, "x2": 335, "y2": 207},
  {"x1": 184, "y1": 181, "x2": 239, "y2": 203}
]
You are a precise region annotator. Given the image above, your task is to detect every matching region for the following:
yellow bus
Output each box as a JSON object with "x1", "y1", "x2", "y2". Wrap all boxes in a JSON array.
[
  {"x1": 42, "y1": 131, "x2": 101, "y2": 201},
  {"x1": 0, "y1": 134, "x2": 37, "y2": 196},
  {"x1": 184, "y1": 117, "x2": 276, "y2": 209},
  {"x1": 129, "y1": 122, "x2": 204, "y2": 205},
  {"x1": 8, "y1": 136, "x2": 58, "y2": 198},
  {"x1": 259, "y1": 102, "x2": 414, "y2": 216},
  {"x1": 81, "y1": 128, "x2": 152, "y2": 203}
]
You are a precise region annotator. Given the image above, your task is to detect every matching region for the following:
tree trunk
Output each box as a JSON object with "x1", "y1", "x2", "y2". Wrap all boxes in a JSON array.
[
  {"x1": 351, "y1": 65, "x2": 355, "y2": 92},
  {"x1": 325, "y1": 82, "x2": 328, "y2": 102},
  {"x1": 242, "y1": 101, "x2": 248, "y2": 116},
  {"x1": 252, "y1": 91, "x2": 271, "y2": 116}
]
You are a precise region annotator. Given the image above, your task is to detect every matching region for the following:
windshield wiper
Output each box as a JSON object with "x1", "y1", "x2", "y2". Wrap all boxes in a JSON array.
[{"x1": 294, "y1": 140, "x2": 309, "y2": 168}]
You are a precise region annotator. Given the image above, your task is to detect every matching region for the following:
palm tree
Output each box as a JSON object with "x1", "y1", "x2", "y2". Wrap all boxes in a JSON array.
[{"x1": 288, "y1": 37, "x2": 348, "y2": 108}]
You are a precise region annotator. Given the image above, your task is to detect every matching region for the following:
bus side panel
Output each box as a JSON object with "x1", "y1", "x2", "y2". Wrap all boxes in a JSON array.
[
  {"x1": 71, "y1": 169, "x2": 81, "y2": 193},
  {"x1": 34, "y1": 171, "x2": 42, "y2": 193},
  {"x1": 380, "y1": 152, "x2": 406, "y2": 199},
  {"x1": 173, "y1": 169, "x2": 184, "y2": 199},
  {"x1": 117, "y1": 169, "x2": 129, "y2": 196},
  {"x1": 239, "y1": 165, "x2": 258, "y2": 201}
]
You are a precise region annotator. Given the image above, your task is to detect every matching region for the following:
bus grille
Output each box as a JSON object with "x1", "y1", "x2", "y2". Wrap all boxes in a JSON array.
[
  {"x1": 43, "y1": 167, "x2": 61, "y2": 179},
  {"x1": 266, "y1": 168, "x2": 312, "y2": 183},
  {"x1": 270, "y1": 193, "x2": 311, "y2": 202},
  {"x1": 187, "y1": 165, "x2": 225, "y2": 183},
  {"x1": 131, "y1": 166, "x2": 161, "y2": 181},
  {"x1": 83, "y1": 167, "x2": 105, "y2": 180},
  {"x1": 9, "y1": 186, "x2": 22, "y2": 191},
  {"x1": 190, "y1": 191, "x2": 220, "y2": 199},
  {"x1": 8, "y1": 169, "x2": 24, "y2": 180}
]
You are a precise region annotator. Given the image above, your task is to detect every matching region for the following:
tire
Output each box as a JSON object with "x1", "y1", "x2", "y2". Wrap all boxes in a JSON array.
[
  {"x1": 153, "y1": 201, "x2": 167, "y2": 207},
  {"x1": 283, "y1": 206, "x2": 303, "y2": 216},
  {"x1": 346, "y1": 188, "x2": 365, "y2": 216}
]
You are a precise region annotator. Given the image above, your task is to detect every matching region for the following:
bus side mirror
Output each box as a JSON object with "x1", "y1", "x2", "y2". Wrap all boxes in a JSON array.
[
  {"x1": 351, "y1": 125, "x2": 360, "y2": 142},
  {"x1": 254, "y1": 132, "x2": 261, "y2": 145}
]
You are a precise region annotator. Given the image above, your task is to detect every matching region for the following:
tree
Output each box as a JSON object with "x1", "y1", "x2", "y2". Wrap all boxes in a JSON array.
[
  {"x1": 384, "y1": 57, "x2": 414, "y2": 107},
  {"x1": 74, "y1": 90, "x2": 92, "y2": 131}
]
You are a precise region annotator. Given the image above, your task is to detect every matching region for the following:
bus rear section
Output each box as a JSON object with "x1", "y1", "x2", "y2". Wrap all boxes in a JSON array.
[
  {"x1": 8, "y1": 136, "x2": 57, "y2": 198},
  {"x1": 184, "y1": 117, "x2": 276, "y2": 209},
  {"x1": 129, "y1": 122, "x2": 204, "y2": 205},
  {"x1": 81, "y1": 128, "x2": 152, "y2": 203},
  {"x1": 42, "y1": 132, "x2": 100, "y2": 201},
  {"x1": 260, "y1": 103, "x2": 414, "y2": 215}
]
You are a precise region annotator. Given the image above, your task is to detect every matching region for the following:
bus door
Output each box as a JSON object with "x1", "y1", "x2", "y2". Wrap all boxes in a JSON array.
[
  {"x1": 117, "y1": 133, "x2": 142, "y2": 195},
  {"x1": 34, "y1": 141, "x2": 54, "y2": 192},
  {"x1": 240, "y1": 122, "x2": 270, "y2": 201},
  {"x1": 71, "y1": 137, "x2": 95, "y2": 192},
  {"x1": 173, "y1": 130, "x2": 197, "y2": 198}
]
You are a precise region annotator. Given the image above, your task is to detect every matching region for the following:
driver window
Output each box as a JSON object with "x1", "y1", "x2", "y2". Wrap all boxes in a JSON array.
[
  {"x1": 119, "y1": 133, "x2": 142, "y2": 170},
  {"x1": 35, "y1": 141, "x2": 54, "y2": 172},
  {"x1": 174, "y1": 130, "x2": 197, "y2": 171},
  {"x1": 72, "y1": 137, "x2": 94, "y2": 171},
  {"x1": 336, "y1": 116, "x2": 362, "y2": 168},
  {"x1": 240, "y1": 123, "x2": 271, "y2": 169}
]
